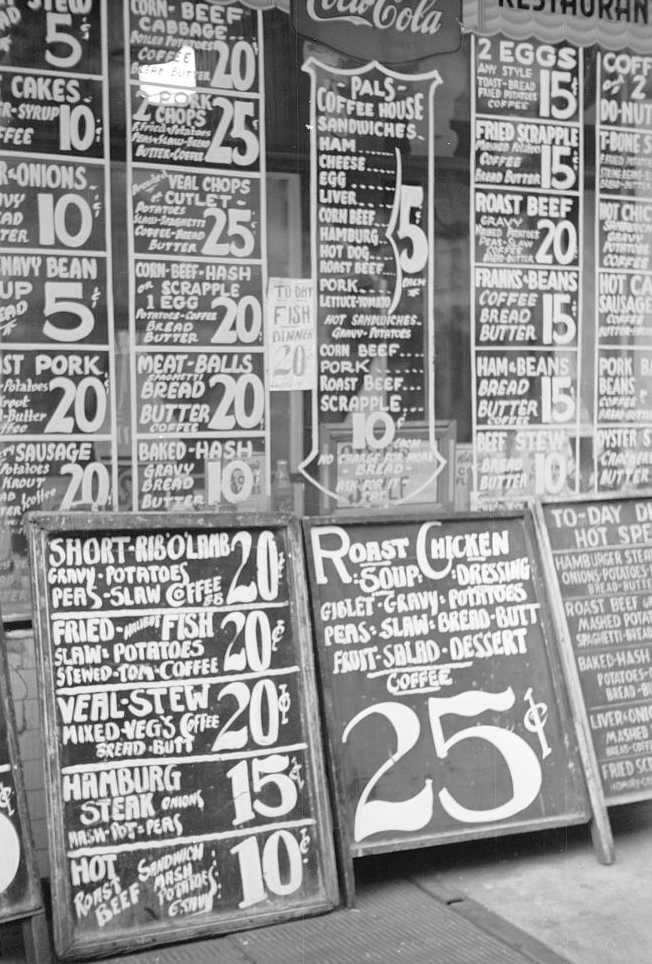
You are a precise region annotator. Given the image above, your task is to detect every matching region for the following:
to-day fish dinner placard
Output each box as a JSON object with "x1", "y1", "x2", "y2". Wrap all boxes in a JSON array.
[
  {"x1": 26, "y1": 512, "x2": 337, "y2": 960},
  {"x1": 303, "y1": 509, "x2": 612, "y2": 898}
]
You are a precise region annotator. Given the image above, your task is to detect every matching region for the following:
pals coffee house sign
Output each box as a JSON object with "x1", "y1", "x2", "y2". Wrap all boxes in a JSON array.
[
  {"x1": 464, "y1": 0, "x2": 652, "y2": 52},
  {"x1": 293, "y1": 1, "x2": 462, "y2": 62}
]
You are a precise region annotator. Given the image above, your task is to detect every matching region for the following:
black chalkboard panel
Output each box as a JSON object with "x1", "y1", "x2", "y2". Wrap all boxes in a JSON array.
[
  {"x1": 303, "y1": 509, "x2": 612, "y2": 899},
  {"x1": 0, "y1": 625, "x2": 42, "y2": 925},
  {"x1": 26, "y1": 512, "x2": 338, "y2": 961},
  {"x1": 537, "y1": 494, "x2": 652, "y2": 806}
]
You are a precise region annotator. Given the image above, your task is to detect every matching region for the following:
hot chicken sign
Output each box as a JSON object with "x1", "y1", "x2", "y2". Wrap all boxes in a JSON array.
[{"x1": 293, "y1": 0, "x2": 461, "y2": 62}]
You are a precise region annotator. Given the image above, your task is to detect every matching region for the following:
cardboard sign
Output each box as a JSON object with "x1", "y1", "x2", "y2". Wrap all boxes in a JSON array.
[
  {"x1": 537, "y1": 495, "x2": 652, "y2": 805},
  {"x1": 27, "y1": 512, "x2": 338, "y2": 960},
  {"x1": 293, "y1": 0, "x2": 461, "y2": 63},
  {"x1": 0, "y1": 627, "x2": 42, "y2": 925},
  {"x1": 303, "y1": 509, "x2": 613, "y2": 900}
]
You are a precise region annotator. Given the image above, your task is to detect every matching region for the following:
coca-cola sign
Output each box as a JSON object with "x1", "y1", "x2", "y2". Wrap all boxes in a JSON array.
[{"x1": 293, "y1": 0, "x2": 461, "y2": 63}]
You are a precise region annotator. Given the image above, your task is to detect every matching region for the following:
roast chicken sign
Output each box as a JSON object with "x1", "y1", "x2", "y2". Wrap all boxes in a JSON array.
[{"x1": 293, "y1": 0, "x2": 461, "y2": 62}]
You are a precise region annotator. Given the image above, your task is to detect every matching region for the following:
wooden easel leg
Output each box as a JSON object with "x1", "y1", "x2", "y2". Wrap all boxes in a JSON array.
[{"x1": 22, "y1": 911, "x2": 53, "y2": 964}]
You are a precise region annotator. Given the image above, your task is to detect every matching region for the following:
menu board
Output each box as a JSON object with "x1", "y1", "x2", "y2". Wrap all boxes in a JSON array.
[
  {"x1": 539, "y1": 495, "x2": 652, "y2": 804},
  {"x1": 0, "y1": 0, "x2": 117, "y2": 618},
  {"x1": 595, "y1": 51, "x2": 652, "y2": 492},
  {"x1": 301, "y1": 58, "x2": 445, "y2": 509},
  {"x1": 125, "y1": 1, "x2": 269, "y2": 512},
  {"x1": 303, "y1": 511, "x2": 595, "y2": 882},
  {"x1": 471, "y1": 35, "x2": 583, "y2": 506},
  {"x1": 27, "y1": 512, "x2": 338, "y2": 960},
  {"x1": 0, "y1": 624, "x2": 42, "y2": 924}
]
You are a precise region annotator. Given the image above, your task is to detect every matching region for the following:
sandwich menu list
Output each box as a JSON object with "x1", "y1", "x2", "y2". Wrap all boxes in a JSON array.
[
  {"x1": 28, "y1": 515, "x2": 336, "y2": 958},
  {"x1": 126, "y1": 1, "x2": 269, "y2": 513},
  {"x1": 0, "y1": 0, "x2": 116, "y2": 617},
  {"x1": 302, "y1": 58, "x2": 444, "y2": 508}
]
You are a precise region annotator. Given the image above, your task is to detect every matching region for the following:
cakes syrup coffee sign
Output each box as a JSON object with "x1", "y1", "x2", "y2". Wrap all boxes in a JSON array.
[{"x1": 293, "y1": 1, "x2": 462, "y2": 62}]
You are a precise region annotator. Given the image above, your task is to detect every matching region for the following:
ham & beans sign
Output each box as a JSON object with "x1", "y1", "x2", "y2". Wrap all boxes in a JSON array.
[
  {"x1": 27, "y1": 512, "x2": 337, "y2": 960},
  {"x1": 303, "y1": 510, "x2": 613, "y2": 899}
]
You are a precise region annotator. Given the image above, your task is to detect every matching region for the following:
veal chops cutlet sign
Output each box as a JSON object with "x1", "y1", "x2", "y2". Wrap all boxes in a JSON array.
[{"x1": 293, "y1": 1, "x2": 461, "y2": 62}]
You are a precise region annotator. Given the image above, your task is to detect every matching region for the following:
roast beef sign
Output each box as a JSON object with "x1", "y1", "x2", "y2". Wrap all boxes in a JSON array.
[{"x1": 292, "y1": 0, "x2": 461, "y2": 63}]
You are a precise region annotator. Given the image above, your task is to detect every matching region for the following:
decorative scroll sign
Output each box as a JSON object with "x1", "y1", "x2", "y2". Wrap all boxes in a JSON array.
[
  {"x1": 0, "y1": 0, "x2": 117, "y2": 618},
  {"x1": 126, "y1": 0, "x2": 269, "y2": 512},
  {"x1": 301, "y1": 59, "x2": 445, "y2": 508},
  {"x1": 293, "y1": 0, "x2": 462, "y2": 63},
  {"x1": 27, "y1": 512, "x2": 337, "y2": 960},
  {"x1": 463, "y1": 0, "x2": 652, "y2": 54}
]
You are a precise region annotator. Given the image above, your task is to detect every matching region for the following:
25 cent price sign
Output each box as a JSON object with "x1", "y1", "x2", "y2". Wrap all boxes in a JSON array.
[{"x1": 303, "y1": 510, "x2": 599, "y2": 894}]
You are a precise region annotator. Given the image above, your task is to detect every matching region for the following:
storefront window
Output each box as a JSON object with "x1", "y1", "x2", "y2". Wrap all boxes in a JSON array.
[{"x1": 2, "y1": 0, "x2": 652, "y2": 616}]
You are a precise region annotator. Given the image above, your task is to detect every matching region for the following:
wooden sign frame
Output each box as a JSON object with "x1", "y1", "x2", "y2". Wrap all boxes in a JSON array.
[
  {"x1": 26, "y1": 511, "x2": 338, "y2": 960},
  {"x1": 534, "y1": 491, "x2": 652, "y2": 808},
  {"x1": 303, "y1": 507, "x2": 614, "y2": 904},
  {"x1": 0, "y1": 621, "x2": 51, "y2": 962}
]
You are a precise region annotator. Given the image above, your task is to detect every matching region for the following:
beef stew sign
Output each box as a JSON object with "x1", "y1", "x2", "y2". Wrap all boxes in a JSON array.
[
  {"x1": 303, "y1": 510, "x2": 612, "y2": 900},
  {"x1": 26, "y1": 513, "x2": 337, "y2": 960}
]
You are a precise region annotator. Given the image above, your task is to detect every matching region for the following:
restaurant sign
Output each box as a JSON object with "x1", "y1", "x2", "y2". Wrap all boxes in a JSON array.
[
  {"x1": 292, "y1": 0, "x2": 462, "y2": 63},
  {"x1": 463, "y1": 0, "x2": 652, "y2": 53}
]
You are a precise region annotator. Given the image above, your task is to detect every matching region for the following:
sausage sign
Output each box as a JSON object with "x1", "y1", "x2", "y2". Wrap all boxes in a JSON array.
[{"x1": 303, "y1": 510, "x2": 610, "y2": 897}]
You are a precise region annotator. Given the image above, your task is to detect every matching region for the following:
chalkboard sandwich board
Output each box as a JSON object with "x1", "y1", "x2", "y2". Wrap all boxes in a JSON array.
[
  {"x1": 26, "y1": 512, "x2": 338, "y2": 961},
  {"x1": 0, "y1": 623, "x2": 43, "y2": 928},
  {"x1": 303, "y1": 509, "x2": 614, "y2": 903},
  {"x1": 536, "y1": 493, "x2": 652, "y2": 808}
]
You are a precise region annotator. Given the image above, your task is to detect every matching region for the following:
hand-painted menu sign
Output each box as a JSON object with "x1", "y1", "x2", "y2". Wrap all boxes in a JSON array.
[
  {"x1": 126, "y1": 1, "x2": 269, "y2": 512},
  {"x1": 27, "y1": 512, "x2": 337, "y2": 961},
  {"x1": 540, "y1": 496, "x2": 652, "y2": 804},
  {"x1": 303, "y1": 511, "x2": 593, "y2": 886},
  {"x1": 301, "y1": 58, "x2": 444, "y2": 508},
  {"x1": 595, "y1": 51, "x2": 652, "y2": 492},
  {"x1": 471, "y1": 36, "x2": 583, "y2": 507},
  {"x1": 292, "y1": 0, "x2": 461, "y2": 63},
  {"x1": 0, "y1": 625, "x2": 42, "y2": 924},
  {"x1": 0, "y1": 0, "x2": 117, "y2": 619}
]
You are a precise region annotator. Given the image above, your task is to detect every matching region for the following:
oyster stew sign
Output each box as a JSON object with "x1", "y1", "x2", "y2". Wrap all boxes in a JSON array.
[{"x1": 292, "y1": 0, "x2": 461, "y2": 62}]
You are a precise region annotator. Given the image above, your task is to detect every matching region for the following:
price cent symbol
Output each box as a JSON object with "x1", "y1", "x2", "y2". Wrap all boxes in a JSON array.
[
  {"x1": 523, "y1": 687, "x2": 552, "y2": 760},
  {"x1": 278, "y1": 684, "x2": 291, "y2": 725}
]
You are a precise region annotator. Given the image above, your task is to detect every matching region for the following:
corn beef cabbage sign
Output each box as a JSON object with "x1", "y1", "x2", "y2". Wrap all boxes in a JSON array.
[{"x1": 292, "y1": 1, "x2": 462, "y2": 63}]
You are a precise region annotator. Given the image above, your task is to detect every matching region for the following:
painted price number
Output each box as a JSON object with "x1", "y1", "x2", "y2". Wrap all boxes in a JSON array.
[
  {"x1": 42, "y1": 2, "x2": 88, "y2": 70},
  {"x1": 46, "y1": 377, "x2": 107, "y2": 434},
  {"x1": 232, "y1": 828, "x2": 307, "y2": 909},
  {"x1": 343, "y1": 687, "x2": 548, "y2": 842},
  {"x1": 208, "y1": 373, "x2": 264, "y2": 431}
]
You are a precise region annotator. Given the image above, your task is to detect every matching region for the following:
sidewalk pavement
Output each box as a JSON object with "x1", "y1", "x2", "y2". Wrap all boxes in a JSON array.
[{"x1": 2, "y1": 802, "x2": 651, "y2": 963}]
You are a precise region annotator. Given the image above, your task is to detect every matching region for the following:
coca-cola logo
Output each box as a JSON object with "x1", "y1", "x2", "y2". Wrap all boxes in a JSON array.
[{"x1": 306, "y1": 0, "x2": 444, "y2": 36}]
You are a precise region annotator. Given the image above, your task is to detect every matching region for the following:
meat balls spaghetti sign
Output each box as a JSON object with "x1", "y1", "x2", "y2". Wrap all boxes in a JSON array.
[{"x1": 304, "y1": 513, "x2": 588, "y2": 856}]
